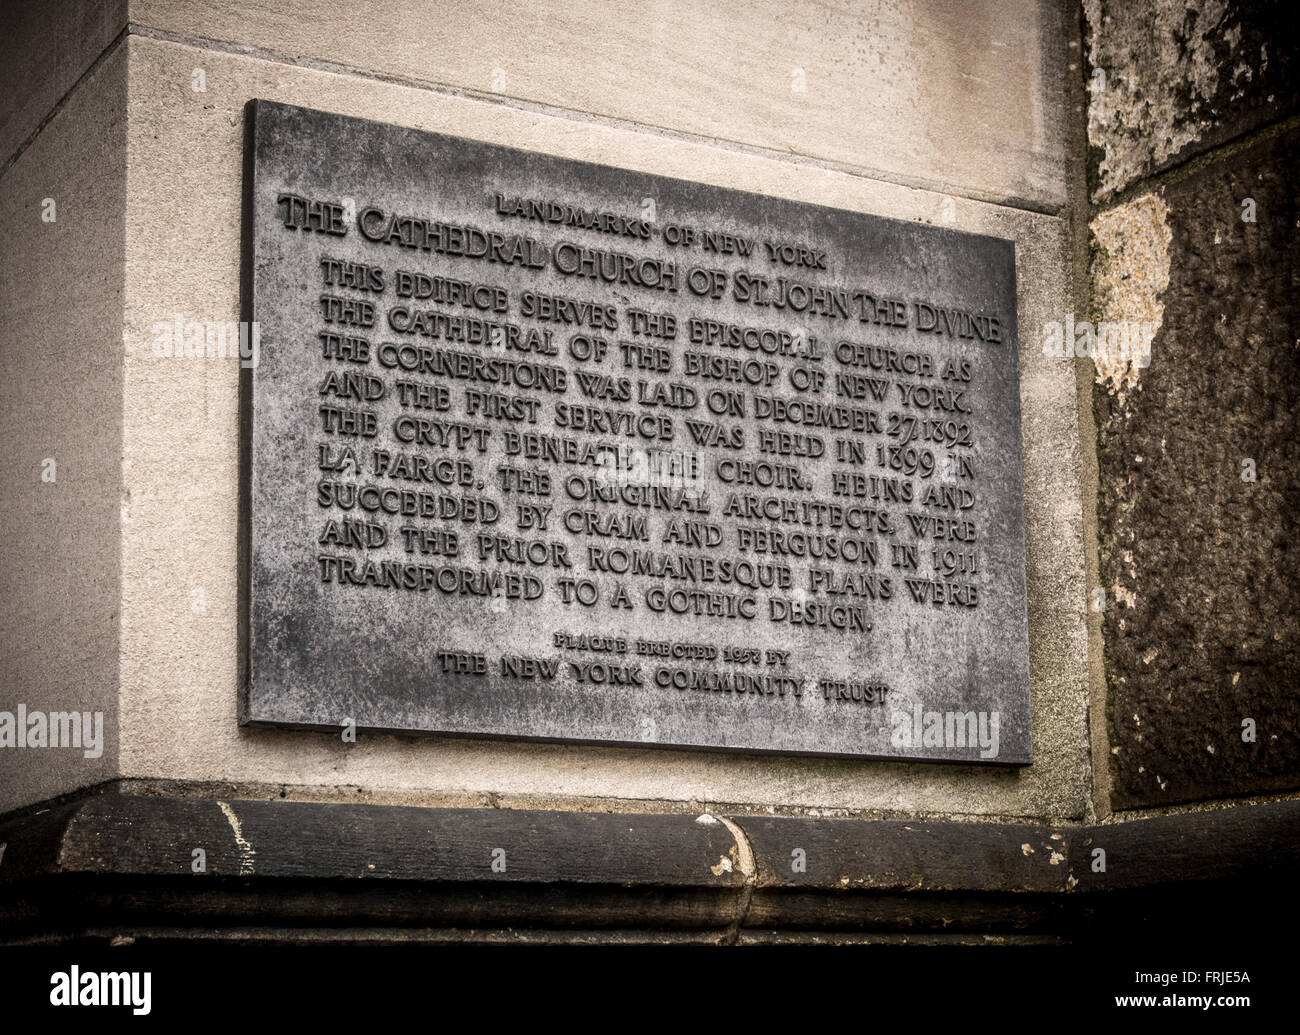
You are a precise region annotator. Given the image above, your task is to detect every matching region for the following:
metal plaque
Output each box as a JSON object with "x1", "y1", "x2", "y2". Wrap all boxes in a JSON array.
[{"x1": 240, "y1": 99, "x2": 1031, "y2": 763}]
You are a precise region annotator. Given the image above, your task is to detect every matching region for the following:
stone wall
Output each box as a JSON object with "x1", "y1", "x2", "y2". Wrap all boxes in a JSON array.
[
  {"x1": 1, "y1": 0, "x2": 1093, "y2": 823},
  {"x1": 0, "y1": 42, "x2": 126, "y2": 808},
  {"x1": 1083, "y1": 0, "x2": 1300, "y2": 810}
]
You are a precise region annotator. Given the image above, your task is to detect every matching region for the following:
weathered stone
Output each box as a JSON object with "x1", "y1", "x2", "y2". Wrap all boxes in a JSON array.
[
  {"x1": 1095, "y1": 127, "x2": 1300, "y2": 808},
  {"x1": 1085, "y1": 0, "x2": 1300, "y2": 202}
]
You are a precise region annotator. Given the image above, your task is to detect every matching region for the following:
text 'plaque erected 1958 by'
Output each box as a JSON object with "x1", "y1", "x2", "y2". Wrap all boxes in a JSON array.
[{"x1": 239, "y1": 100, "x2": 1031, "y2": 764}]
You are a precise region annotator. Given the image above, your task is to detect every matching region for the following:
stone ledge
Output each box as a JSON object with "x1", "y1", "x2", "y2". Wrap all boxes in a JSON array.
[{"x1": 1, "y1": 783, "x2": 1295, "y2": 945}]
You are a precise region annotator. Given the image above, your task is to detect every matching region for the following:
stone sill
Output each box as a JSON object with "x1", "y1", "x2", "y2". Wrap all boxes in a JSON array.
[{"x1": 1, "y1": 782, "x2": 1295, "y2": 945}]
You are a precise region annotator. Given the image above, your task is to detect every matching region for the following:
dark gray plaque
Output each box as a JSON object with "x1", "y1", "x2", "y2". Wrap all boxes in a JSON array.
[{"x1": 240, "y1": 99, "x2": 1031, "y2": 764}]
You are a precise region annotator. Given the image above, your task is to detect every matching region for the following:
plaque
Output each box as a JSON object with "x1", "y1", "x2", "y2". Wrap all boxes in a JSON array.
[{"x1": 239, "y1": 100, "x2": 1031, "y2": 763}]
